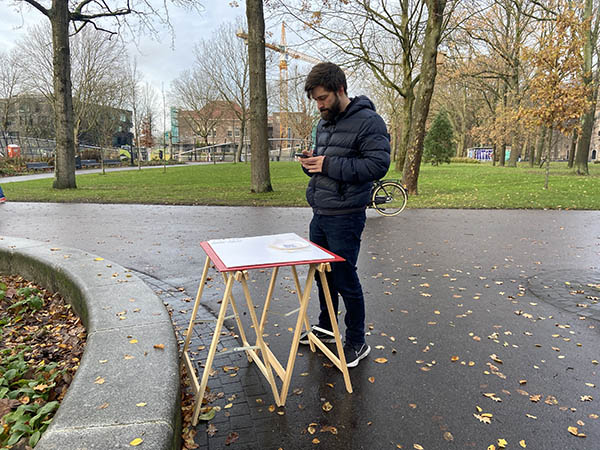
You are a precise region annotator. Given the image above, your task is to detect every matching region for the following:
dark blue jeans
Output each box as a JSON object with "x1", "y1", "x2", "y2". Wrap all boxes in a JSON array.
[{"x1": 309, "y1": 211, "x2": 366, "y2": 346}]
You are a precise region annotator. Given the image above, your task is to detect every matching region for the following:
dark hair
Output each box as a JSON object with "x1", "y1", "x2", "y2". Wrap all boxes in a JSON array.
[{"x1": 304, "y1": 62, "x2": 347, "y2": 98}]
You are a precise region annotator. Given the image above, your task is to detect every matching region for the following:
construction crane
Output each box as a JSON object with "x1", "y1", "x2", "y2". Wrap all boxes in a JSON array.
[{"x1": 237, "y1": 22, "x2": 321, "y2": 149}]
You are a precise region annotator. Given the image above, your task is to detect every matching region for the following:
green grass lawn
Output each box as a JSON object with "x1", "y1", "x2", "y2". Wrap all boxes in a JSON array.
[{"x1": 3, "y1": 161, "x2": 600, "y2": 209}]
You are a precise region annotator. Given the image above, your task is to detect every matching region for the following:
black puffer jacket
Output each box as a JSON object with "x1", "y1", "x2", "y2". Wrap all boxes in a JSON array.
[{"x1": 305, "y1": 95, "x2": 391, "y2": 215}]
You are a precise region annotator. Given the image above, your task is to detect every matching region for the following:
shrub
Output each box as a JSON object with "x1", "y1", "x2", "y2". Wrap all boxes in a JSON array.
[
  {"x1": 451, "y1": 157, "x2": 481, "y2": 164},
  {"x1": 423, "y1": 110, "x2": 455, "y2": 166}
]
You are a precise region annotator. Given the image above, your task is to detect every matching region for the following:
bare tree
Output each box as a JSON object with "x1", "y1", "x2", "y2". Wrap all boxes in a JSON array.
[
  {"x1": 15, "y1": 23, "x2": 127, "y2": 150},
  {"x1": 0, "y1": 50, "x2": 24, "y2": 131},
  {"x1": 171, "y1": 69, "x2": 224, "y2": 147},
  {"x1": 286, "y1": 67, "x2": 319, "y2": 149},
  {"x1": 13, "y1": 0, "x2": 200, "y2": 189},
  {"x1": 194, "y1": 19, "x2": 250, "y2": 162},
  {"x1": 270, "y1": 0, "x2": 456, "y2": 194},
  {"x1": 126, "y1": 58, "x2": 142, "y2": 169}
]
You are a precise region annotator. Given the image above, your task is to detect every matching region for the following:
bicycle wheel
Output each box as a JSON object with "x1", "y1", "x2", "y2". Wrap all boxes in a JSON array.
[{"x1": 371, "y1": 181, "x2": 408, "y2": 216}]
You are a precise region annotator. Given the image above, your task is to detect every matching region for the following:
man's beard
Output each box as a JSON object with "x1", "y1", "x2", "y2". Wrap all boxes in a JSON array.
[{"x1": 319, "y1": 94, "x2": 341, "y2": 121}]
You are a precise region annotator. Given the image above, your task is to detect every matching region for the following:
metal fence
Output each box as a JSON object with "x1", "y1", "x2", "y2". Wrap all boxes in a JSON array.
[{"x1": 0, "y1": 132, "x2": 120, "y2": 160}]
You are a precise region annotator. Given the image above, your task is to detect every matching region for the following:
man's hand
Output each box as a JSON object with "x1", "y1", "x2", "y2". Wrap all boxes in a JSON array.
[{"x1": 300, "y1": 155, "x2": 325, "y2": 173}]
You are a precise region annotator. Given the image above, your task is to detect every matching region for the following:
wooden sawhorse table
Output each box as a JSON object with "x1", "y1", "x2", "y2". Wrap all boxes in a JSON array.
[{"x1": 180, "y1": 233, "x2": 353, "y2": 425}]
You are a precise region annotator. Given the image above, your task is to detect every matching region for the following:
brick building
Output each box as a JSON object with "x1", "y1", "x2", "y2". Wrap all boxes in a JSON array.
[{"x1": 177, "y1": 101, "x2": 314, "y2": 150}]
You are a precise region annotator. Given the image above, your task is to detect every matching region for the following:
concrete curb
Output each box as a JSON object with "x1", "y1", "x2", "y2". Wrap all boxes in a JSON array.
[{"x1": 0, "y1": 236, "x2": 181, "y2": 450}]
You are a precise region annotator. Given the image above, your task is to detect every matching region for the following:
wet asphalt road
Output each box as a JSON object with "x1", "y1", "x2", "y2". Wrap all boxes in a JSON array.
[{"x1": 1, "y1": 202, "x2": 599, "y2": 449}]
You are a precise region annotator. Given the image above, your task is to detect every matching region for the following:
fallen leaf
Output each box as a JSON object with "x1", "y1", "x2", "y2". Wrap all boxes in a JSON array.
[
  {"x1": 312, "y1": 438, "x2": 320, "y2": 444},
  {"x1": 321, "y1": 425, "x2": 338, "y2": 434},
  {"x1": 451, "y1": 356, "x2": 460, "y2": 362},
  {"x1": 198, "y1": 408, "x2": 216, "y2": 421},
  {"x1": 98, "y1": 402, "x2": 109, "y2": 409},
  {"x1": 374, "y1": 357, "x2": 388, "y2": 364},
  {"x1": 129, "y1": 339, "x2": 138, "y2": 344},
  {"x1": 207, "y1": 423, "x2": 217, "y2": 437},
  {"x1": 95, "y1": 377, "x2": 105, "y2": 385},
  {"x1": 568, "y1": 426, "x2": 586, "y2": 437},
  {"x1": 474, "y1": 413, "x2": 491, "y2": 424},
  {"x1": 443, "y1": 431, "x2": 454, "y2": 441},
  {"x1": 490, "y1": 354, "x2": 503, "y2": 364},
  {"x1": 322, "y1": 401, "x2": 333, "y2": 412},
  {"x1": 153, "y1": 344, "x2": 165, "y2": 350},
  {"x1": 519, "y1": 440, "x2": 526, "y2": 448},
  {"x1": 136, "y1": 402, "x2": 147, "y2": 407},
  {"x1": 414, "y1": 445, "x2": 424, "y2": 450},
  {"x1": 498, "y1": 438, "x2": 507, "y2": 448},
  {"x1": 225, "y1": 431, "x2": 239, "y2": 445},
  {"x1": 368, "y1": 377, "x2": 375, "y2": 383},
  {"x1": 129, "y1": 438, "x2": 143, "y2": 446}
]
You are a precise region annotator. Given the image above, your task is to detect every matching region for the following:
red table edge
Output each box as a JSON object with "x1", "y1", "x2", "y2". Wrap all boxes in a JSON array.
[{"x1": 199, "y1": 237, "x2": 345, "y2": 272}]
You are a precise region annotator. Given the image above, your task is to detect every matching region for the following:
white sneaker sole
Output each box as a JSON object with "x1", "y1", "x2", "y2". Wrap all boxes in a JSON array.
[{"x1": 346, "y1": 345, "x2": 371, "y2": 368}]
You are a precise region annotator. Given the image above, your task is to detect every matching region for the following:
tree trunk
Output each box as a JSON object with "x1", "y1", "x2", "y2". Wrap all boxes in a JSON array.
[
  {"x1": 535, "y1": 126, "x2": 546, "y2": 165},
  {"x1": 529, "y1": 135, "x2": 536, "y2": 167},
  {"x1": 507, "y1": 135, "x2": 520, "y2": 167},
  {"x1": 544, "y1": 126, "x2": 553, "y2": 189},
  {"x1": 402, "y1": 0, "x2": 446, "y2": 194},
  {"x1": 574, "y1": 0, "x2": 596, "y2": 176},
  {"x1": 237, "y1": 120, "x2": 245, "y2": 163},
  {"x1": 567, "y1": 129, "x2": 577, "y2": 169},
  {"x1": 395, "y1": 91, "x2": 414, "y2": 172},
  {"x1": 50, "y1": 0, "x2": 76, "y2": 189},
  {"x1": 246, "y1": 0, "x2": 272, "y2": 193},
  {"x1": 574, "y1": 79, "x2": 598, "y2": 175}
]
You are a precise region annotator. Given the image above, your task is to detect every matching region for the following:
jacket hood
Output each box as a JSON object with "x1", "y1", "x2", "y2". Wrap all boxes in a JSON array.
[{"x1": 343, "y1": 95, "x2": 376, "y2": 118}]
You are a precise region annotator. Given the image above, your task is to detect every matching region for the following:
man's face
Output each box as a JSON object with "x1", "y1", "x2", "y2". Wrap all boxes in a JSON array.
[{"x1": 312, "y1": 86, "x2": 341, "y2": 122}]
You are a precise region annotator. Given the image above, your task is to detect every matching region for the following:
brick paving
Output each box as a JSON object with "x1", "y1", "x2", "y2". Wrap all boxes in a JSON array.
[{"x1": 136, "y1": 271, "x2": 272, "y2": 450}]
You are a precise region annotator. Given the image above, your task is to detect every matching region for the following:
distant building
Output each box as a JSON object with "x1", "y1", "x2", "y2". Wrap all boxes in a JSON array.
[
  {"x1": 177, "y1": 101, "x2": 313, "y2": 150},
  {"x1": 0, "y1": 94, "x2": 132, "y2": 148},
  {"x1": 0, "y1": 94, "x2": 54, "y2": 139}
]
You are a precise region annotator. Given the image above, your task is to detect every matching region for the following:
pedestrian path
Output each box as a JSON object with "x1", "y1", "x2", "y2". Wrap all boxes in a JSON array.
[
  {"x1": 3, "y1": 204, "x2": 599, "y2": 450},
  {"x1": 0, "y1": 162, "x2": 211, "y2": 184}
]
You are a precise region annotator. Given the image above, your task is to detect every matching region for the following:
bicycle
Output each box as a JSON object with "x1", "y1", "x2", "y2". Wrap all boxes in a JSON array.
[{"x1": 370, "y1": 179, "x2": 408, "y2": 216}]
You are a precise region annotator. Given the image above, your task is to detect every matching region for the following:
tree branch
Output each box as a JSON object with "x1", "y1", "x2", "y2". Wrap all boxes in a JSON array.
[{"x1": 21, "y1": 0, "x2": 49, "y2": 17}]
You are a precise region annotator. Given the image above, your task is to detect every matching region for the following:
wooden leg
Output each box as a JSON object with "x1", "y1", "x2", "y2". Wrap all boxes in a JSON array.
[
  {"x1": 221, "y1": 272, "x2": 251, "y2": 356},
  {"x1": 318, "y1": 264, "x2": 353, "y2": 394},
  {"x1": 239, "y1": 273, "x2": 281, "y2": 406},
  {"x1": 259, "y1": 267, "x2": 279, "y2": 331},
  {"x1": 279, "y1": 264, "x2": 317, "y2": 405},
  {"x1": 182, "y1": 256, "x2": 211, "y2": 355},
  {"x1": 191, "y1": 272, "x2": 235, "y2": 426},
  {"x1": 291, "y1": 265, "x2": 315, "y2": 353}
]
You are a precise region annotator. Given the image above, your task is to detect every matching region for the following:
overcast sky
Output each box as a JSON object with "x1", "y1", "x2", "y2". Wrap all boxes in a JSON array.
[{"x1": 0, "y1": 1, "x2": 246, "y2": 93}]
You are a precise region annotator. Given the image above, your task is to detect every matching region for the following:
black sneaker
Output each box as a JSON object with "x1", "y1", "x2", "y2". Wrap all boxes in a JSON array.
[
  {"x1": 343, "y1": 342, "x2": 371, "y2": 368},
  {"x1": 299, "y1": 326, "x2": 336, "y2": 345}
]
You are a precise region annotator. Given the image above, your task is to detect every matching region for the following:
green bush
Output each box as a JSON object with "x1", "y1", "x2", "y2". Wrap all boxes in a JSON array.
[
  {"x1": 423, "y1": 110, "x2": 455, "y2": 166},
  {"x1": 451, "y1": 157, "x2": 481, "y2": 164}
]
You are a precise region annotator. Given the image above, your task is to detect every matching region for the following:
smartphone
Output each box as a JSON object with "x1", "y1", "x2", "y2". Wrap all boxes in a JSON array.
[{"x1": 295, "y1": 152, "x2": 309, "y2": 158}]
